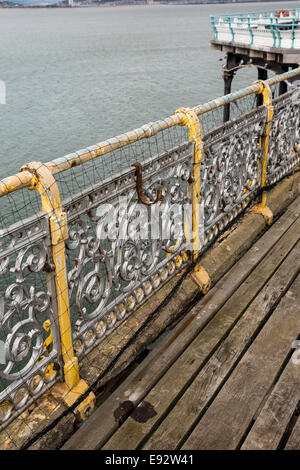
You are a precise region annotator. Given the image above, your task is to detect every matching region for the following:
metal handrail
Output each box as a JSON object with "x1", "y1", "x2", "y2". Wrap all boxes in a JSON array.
[{"x1": 211, "y1": 9, "x2": 300, "y2": 20}]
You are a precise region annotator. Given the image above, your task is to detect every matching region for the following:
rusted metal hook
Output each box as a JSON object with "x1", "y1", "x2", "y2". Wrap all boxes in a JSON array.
[{"x1": 131, "y1": 162, "x2": 163, "y2": 206}]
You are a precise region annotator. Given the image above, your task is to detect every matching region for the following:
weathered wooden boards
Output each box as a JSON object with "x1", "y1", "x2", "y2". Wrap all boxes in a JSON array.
[
  {"x1": 181, "y1": 271, "x2": 300, "y2": 450},
  {"x1": 104, "y1": 238, "x2": 300, "y2": 450},
  {"x1": 241, "y1": 357, "x2": 300, "y2": 450},
  {"x1": 285, "y1": 417, "x2": 300, "y2": 450},
  {"x1": 62, "y1": 196, "x2": 300, "y2": 451}
]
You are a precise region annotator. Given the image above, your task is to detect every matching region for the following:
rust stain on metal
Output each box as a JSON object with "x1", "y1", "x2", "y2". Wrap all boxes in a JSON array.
[
  {"x1": 132, "y1": 162, "x2": 162, "y2": 206},
  {"x1": 113, "y1": 400, "x2": 134, "y2": 424},
  {"x1": 131, "y1": 401, "x2": 157, "y2": 423},
  {"x1": 20, "y1": 166, "x2": 39, "y2": 181}
]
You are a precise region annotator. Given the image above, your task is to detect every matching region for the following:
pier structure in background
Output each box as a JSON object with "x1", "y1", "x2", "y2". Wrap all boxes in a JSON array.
[{"x1": 210, "y1": 9, "x2": 300, "y2": 121}]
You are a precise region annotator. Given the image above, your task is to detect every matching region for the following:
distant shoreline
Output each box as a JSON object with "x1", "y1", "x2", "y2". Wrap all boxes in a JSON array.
[{"x1": 0, "y1": 0, "x2": 291, "y2": 9}]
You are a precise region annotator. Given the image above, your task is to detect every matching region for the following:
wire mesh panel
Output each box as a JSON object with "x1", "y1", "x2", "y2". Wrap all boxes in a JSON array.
[
  {"x1": 62, "y1": 140, "x2": 194, "y2": 360},
  {"x1": 0, "y1": 200, "x2": 63, "y2": 430},
  {"x1": 201, "y1": 104, "x2": 268, "y2": 244},
  {"x1": 199, "y1": 93, "x2": 259, "y2": 135},
  {"x1": 267, "y1": 88, "x2": 300, "y2": 185},
  {"x1": 53, "y1": 125, "x2": 189, "y2": 202}
]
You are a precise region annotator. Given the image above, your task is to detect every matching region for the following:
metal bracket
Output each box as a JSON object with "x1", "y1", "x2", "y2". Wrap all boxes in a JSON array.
[
  {"x1": 52, "y1": 380, "x2": 96, "y2": 423},
  {"x1": 190, "y1": 266, "x2": 211, "y2": 294},
  {"x1": 251, "y1": 204, "x2": 273, "y2": 225},
  {"x1": 132, "y1": 162, "x2": 162, "y2": 205}
]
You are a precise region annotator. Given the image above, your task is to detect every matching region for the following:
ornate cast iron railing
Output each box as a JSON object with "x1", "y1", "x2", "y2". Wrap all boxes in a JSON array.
[
  {"x1": 202, "y1": 104, "x2": 267, "y2": 239},
  {"x1": 0, "y1": 211, "x2": 63, "y2": 426},
  {"x1": 268, "y1": 89, "x2": 300, "y2": 185},
  {"x1": 0, "y1": 67, "x2": 300, "y2": 430}
]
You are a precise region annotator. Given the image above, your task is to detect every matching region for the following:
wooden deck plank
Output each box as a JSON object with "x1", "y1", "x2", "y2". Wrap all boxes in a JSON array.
[
  {"x1": 143, "y1": 241, "x2": 300, "y2": 450},
  {"x1": 181, "y1": 272, "x2": 300, "y2": 450},
  {"x1": 102, "y1": 222, "x2": 300, "y2": 450},
  {"x1": 285, "y1": 417, "x2": 300, "y2": 450},
  {"x1": 240, "y1": 357, "x2": 300, "y2": 450},
  {"x1": 62, "y1": 198, "x2": 300, "y2": 450}
]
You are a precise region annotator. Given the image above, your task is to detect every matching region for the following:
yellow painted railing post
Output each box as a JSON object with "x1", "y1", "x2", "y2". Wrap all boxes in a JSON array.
[
  {"x1": 20, "y1": 161, "x2": 95, "y2": 419},
  {"x1": 251, "y1": 80, "x2": 274, "y2": 225},
  {"x1": 20, "y1": 161, "x2": 79, "y2": 388},
  {"x1": 175, "y1": 107, "x2": 211, "y2": 294}
]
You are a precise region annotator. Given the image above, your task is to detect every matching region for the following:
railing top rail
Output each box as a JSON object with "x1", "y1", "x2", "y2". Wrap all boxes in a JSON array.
[
  {"x1": 213, "y1": 18, "x2": 300, "y2": 25},
  {"x1": 45, "y1": 113, "x2": 185, "y2": 176},
  {"x1": 0, "y1": 170, "x2": 32, "y2": 198},
  {"x1": 266, "y1": 67, "x2": 300, "y2": 86},
  {"x1": 0, "y1": 113, "x2": 185, "y2": 198},
  {"x1": 211, "y1": 9, "x2": 300, "y2": 20},
  {"x1": 1, "y1": 66, "x2": 300, "y2": 199},
  {"x1": 194, "y1": 67, "x2": 300, "y2": 116}
]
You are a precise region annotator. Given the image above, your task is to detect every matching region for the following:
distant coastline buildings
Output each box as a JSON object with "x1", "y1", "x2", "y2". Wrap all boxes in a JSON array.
[{"x1": 0, "y1": 0, "x2": 294, "y2": 8}]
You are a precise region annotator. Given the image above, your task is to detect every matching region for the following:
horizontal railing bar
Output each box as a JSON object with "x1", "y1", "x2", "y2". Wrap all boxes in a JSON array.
[
  {"x1": 45, "y1": 113, "x2": 185, "y2": 176},
  {"x1": 194, "y1": 67, "x2": 300, "y2": 116},
  {"x1": 214, "y1": 19, "x2": 300, "y2": 26},
  {"x1": 211, "y1": 9, "x2": 300, "y2": 19},
  {"x1": 44, "y1": 67, "x2": 300, "y2": 175},
  {"x1": 193, "y1": 83, "x2": 260, "y2": 116},
  {"x1": 266, "y1": 67, "x2": 300, "y2": 86},
  {"x1": 0, "y1": 115, "x2": 185, "y2": 198},
  {"x1": 0, "y1": 170, "x2": 32, "y2": 198}
]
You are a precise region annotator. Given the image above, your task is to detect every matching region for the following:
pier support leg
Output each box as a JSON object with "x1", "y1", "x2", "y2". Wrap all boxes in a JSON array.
[
  {"x1": 257, "y1": 68, "x2": 268, "y2": 106},
  {"x1": 279, "y1": 66, "x2": 289, "y2": 95},
  {"x1": 223, "y1": 69, "x2": 235, "y2": 122}
]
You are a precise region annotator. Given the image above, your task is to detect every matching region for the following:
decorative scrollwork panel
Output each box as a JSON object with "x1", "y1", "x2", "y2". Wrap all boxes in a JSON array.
[
  {"x1": 63, "y1": 142, "x2": 194, "y2": 359},
  {"x1": 201, "y1": 106, "x2": 267, "y2": 242},
  {"x1": 267, "y1": 89, "x2": 300, "y2": 185},
  {"x1": 0, "y1": 213, "x2": 62, "y2": 428}
]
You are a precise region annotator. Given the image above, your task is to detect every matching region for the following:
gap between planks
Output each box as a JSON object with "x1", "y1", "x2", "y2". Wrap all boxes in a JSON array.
[{"x1": 181, "y1": 272, "x2": 300, "y2": 450}]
